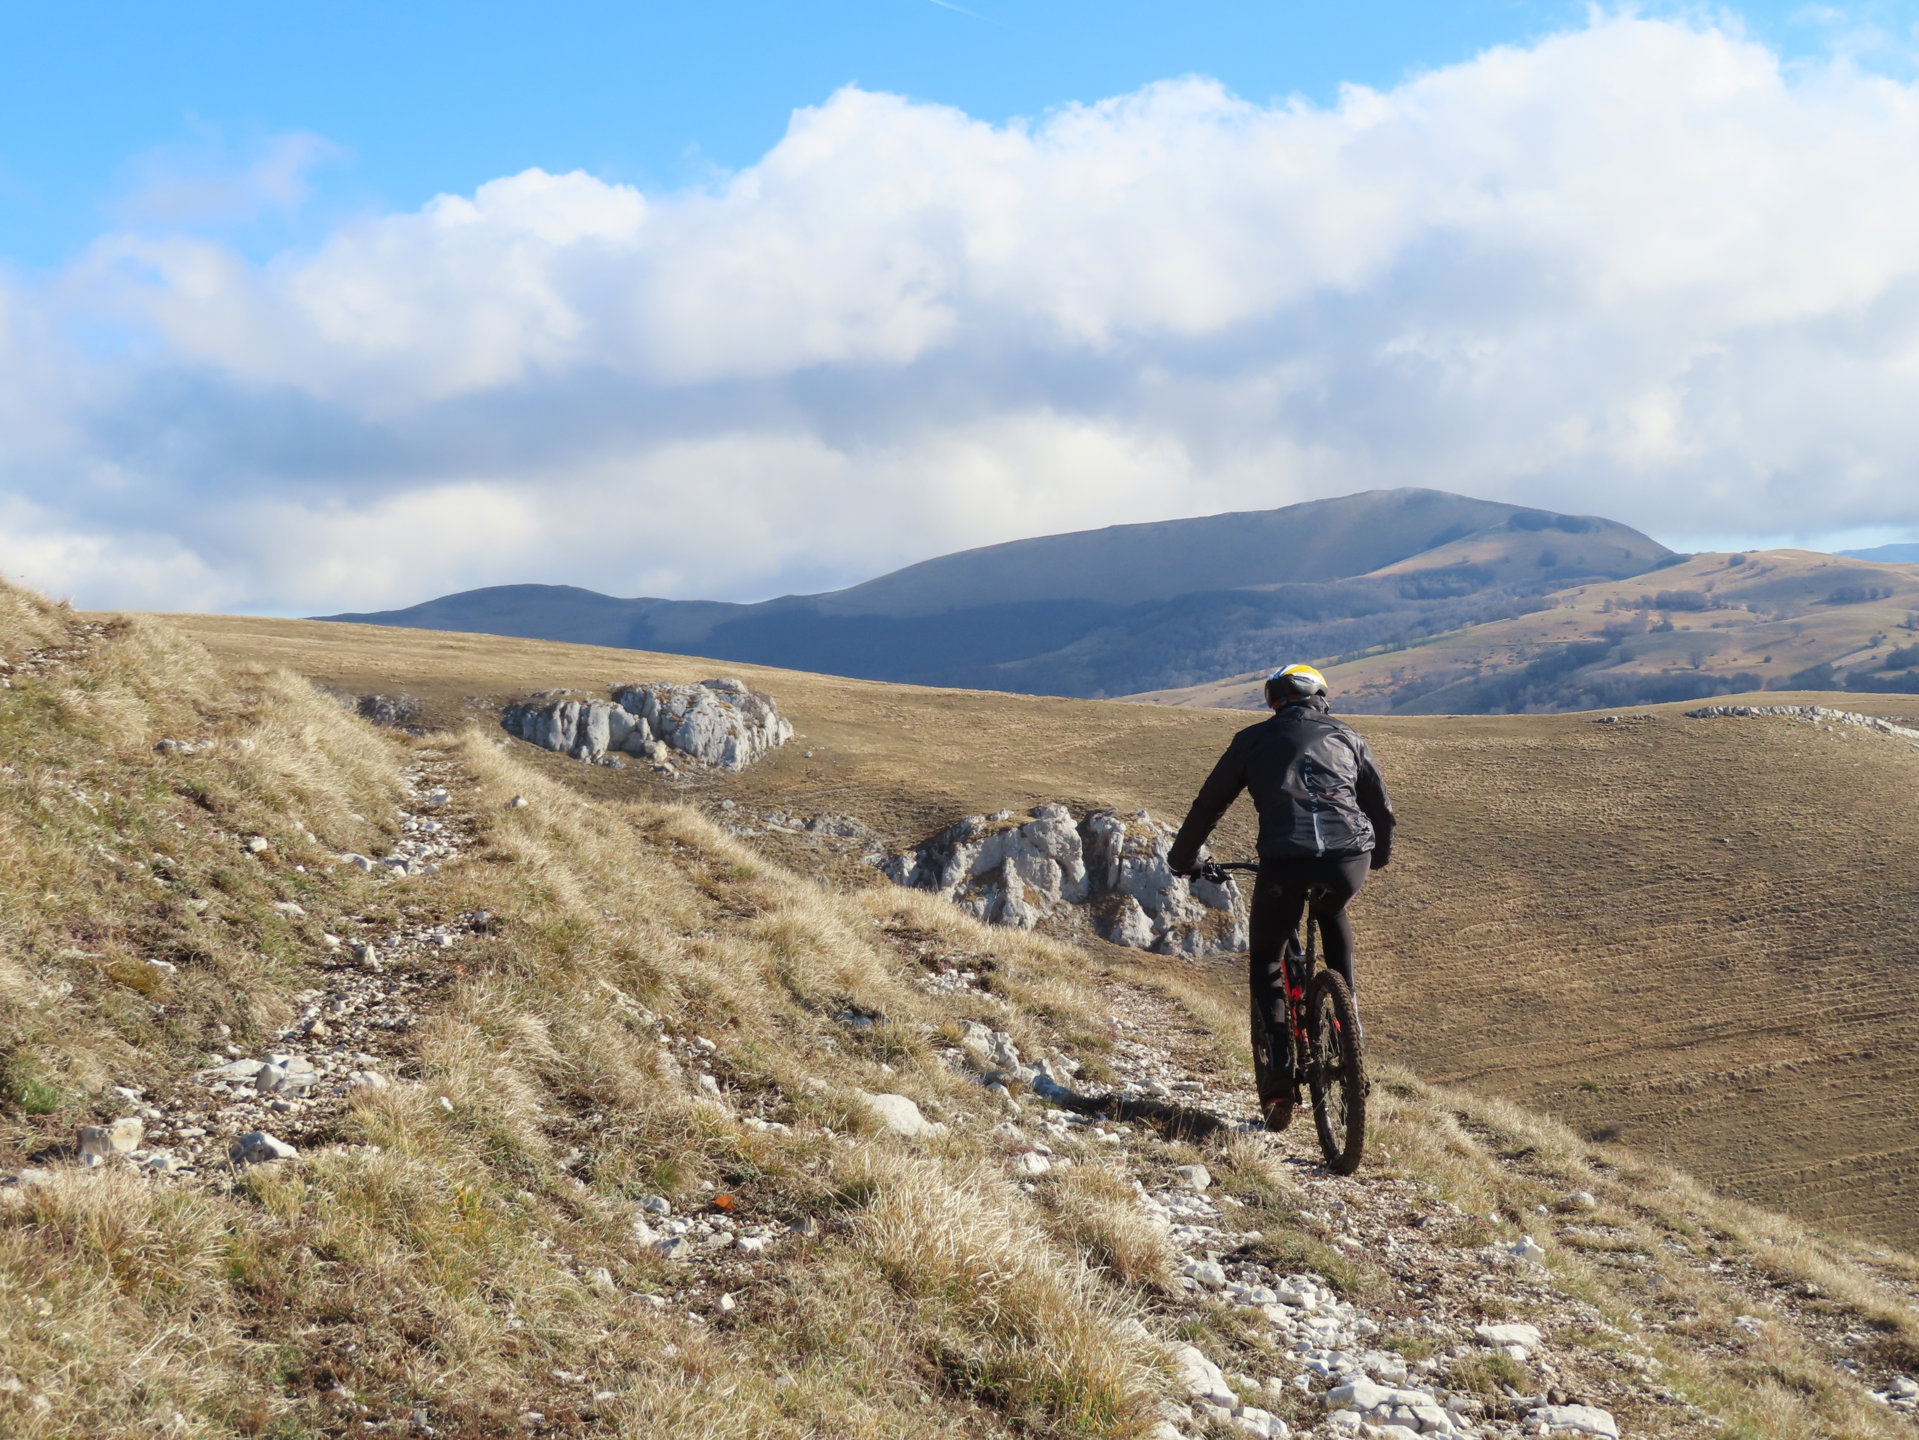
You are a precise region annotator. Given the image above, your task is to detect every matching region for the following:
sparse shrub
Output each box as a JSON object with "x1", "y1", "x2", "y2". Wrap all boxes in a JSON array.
[
  {"x1": 1043, "y1": 1162, "x2": 1175, "y2": 1289},
  {"x1": 1451, "y1": 1352, "x2": 1529, "y2": 1396},
  {"x1": 4, "y1": 1057, "x2": 61, "y2": 1115}
]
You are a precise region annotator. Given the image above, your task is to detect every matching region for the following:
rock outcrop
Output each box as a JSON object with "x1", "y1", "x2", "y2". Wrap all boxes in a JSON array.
[
  {"x1": 883, "y1": 805, "x2": 1246, "y2": 956},
  {"x1": 502, "y1": 678, "x2": 793, "y2": 772},
  {"x1": 1686, "y1": 703, "x2": 1919, "y2": 742}
]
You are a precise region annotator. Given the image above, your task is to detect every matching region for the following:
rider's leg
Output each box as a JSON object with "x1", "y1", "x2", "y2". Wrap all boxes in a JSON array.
[
  {"x1": 1246, "y1": 869, "x2": 1302, "y2": 1062},
  {"x1": 1304, "y1": 854, "x2": 1372, "y2": 994}
]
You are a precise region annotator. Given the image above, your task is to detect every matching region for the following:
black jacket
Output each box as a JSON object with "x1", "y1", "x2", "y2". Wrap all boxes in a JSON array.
[{"x1": 1168, "y1": 700, "x2": 1396, "y2": 872}]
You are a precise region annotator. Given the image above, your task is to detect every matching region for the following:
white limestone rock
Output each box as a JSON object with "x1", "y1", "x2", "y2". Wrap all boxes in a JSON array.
[
  {"x1": 885, "y1": 804, "x2": 1246, "y2": 955},
  {"x1": 230, "y1": 1131, "x2": 297, "y2": 1166},
  {"x1": 502, "y1": 679, "x2": 791, "y2": 772},
  {"x1": 1528, "y1": 1403, "x2": 1619, "y2": 1438},
  {"x1": 858, "y1": 1091, "x2": 946, "y2": 1139},
  {"x1": 1474, "y1": 1322, "x2": 1542, "y2": 1357}
]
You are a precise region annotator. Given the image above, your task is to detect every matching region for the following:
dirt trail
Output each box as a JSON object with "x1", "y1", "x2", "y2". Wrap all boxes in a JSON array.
[{"x1": 21, "y1": 750, "x2": 482, "y2": 1183}]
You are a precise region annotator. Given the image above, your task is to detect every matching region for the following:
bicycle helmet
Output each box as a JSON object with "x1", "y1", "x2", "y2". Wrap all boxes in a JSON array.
[{"x1": 1264, "y1": 662, "x2": 1328, "y2": 707}]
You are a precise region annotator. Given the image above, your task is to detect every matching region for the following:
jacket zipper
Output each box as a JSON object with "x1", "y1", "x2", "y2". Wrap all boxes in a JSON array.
[{"x1": 1304, "y1": 755, "x2": 1326, "y2": 856}]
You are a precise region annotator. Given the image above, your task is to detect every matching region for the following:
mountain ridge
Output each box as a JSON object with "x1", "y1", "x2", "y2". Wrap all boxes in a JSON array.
[{"x1": 322, "y1": 488, "x2": 1673, "y2": 698}]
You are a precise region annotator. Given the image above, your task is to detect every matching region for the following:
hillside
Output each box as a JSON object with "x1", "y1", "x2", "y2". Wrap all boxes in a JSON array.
[
  {"x1": 8, "y1": 593, "x2": 1919, "y2": 1437},
  {"x1": 175, "y1": 612, "x2": 1919, "y2": 1253},
  {"x1": 1131, "y1": 549, "x2": 1919, "y2": 714},
  {"x1": 322, "y1": 489, "x2": 1672, "y2": 699}
]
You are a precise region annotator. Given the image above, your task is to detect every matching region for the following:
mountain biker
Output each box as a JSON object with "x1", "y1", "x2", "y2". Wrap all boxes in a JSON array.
[{"x1": 1167, "y1": 663, "x2": 1395, "y2": 1128}]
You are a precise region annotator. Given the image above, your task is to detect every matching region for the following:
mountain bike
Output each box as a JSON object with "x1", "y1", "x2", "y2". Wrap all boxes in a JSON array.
[{"x1": 1198, "y1": 860, "x2": 1369, "y2": 1175}]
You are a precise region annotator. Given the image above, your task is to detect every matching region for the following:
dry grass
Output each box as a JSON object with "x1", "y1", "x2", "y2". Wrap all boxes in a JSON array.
[
  {"x1": 9, "y1": 587, "x2": 1915, "y2": 1439},
  {"x1": 1, "y1": 584, "x2": 1189, "y2": 1437},
  {"x1": 157, "y1": 609, "x2": 1919, "y2": 1250}
]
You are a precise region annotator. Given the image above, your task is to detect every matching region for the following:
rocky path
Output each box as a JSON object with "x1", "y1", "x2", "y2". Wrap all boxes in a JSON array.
[
  {"x1": 1068, "y1": 972, "x2": 1919, "y2": 1439},
  {"x1": 39, "y1": 750, "x2": 482, "y2": 1184},
  {"x1": 15, "y1": 728, "x2": 1918, "y2": 1439}
]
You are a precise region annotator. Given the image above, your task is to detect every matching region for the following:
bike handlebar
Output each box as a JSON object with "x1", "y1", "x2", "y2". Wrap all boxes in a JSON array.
[{"x1": 1195, "y1": 859, "x2": 1259, "y2": 884}]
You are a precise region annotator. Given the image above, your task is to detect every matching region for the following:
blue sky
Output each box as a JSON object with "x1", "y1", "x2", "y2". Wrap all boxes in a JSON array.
[
  {"x1": 6, "y1": 1, "x2": 1907, "y2": 267},
  {"x1": 4, "y1": 3, "x2": 1919, "y2": 611}
]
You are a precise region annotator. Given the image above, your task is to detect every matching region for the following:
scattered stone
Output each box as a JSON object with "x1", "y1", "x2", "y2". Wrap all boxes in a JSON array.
[
  {"x1": 1181, "y1": 1258, "x2": 1228, "y2": 1288},
  {"x1": 1476, "y1": 1321, "x2": 1542, "y2": 1357},
  {"x1": 1172, "y1": 1343, "x2": 1238, "y2": 1408},
  {"x1": 857, "y1": 1091, "x2": 946, "y2": 1138},
  {"x1": 1513, "y1": 1235, "x2": 1548, "y2": 1263},
  {"x1": 77, "y1": 1117, "x2": 144, "y2": 1162},
  {"x1": 1528, "y1": 1403, "x2": 1619, "y2": 1438},
  {"x1": 1173, "y1": 1163, "x2": 1212, "y2": 1191},
  {"x1": 356, "y1": 694, "x2": 424, "y2": 728},
  {"x1": 271, "y1": 900, "x2": 305, "y2": 917},
  {"x1": 230, "y1": 1132, "x2": 297, "y2": 1166}
]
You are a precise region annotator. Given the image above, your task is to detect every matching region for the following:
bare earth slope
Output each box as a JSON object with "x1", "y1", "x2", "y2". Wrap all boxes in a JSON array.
[{"x1": 171, "y1": 615, "x2": 1919, "y2": 1253}]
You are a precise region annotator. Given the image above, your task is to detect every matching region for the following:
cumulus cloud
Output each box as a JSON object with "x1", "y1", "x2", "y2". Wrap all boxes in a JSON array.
[{"x1": 8, "y1": 12, "x2": 1919, "y2": 613}]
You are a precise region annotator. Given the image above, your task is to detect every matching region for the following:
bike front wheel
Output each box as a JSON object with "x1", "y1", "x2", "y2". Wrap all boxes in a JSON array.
[{"x1": 1306, "y1": 969, "x2": 1368, "y2": 1174}]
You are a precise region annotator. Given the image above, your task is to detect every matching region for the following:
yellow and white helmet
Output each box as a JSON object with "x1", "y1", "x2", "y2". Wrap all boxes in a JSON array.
[{"x1": 1264, "y1": 663, "x2": 1328, "y2": 707}]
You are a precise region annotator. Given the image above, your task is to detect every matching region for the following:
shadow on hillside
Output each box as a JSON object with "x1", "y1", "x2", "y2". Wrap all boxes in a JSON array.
[{"x1": 1041, "y1": 1081, "x2": 1237, "y2": 1143}]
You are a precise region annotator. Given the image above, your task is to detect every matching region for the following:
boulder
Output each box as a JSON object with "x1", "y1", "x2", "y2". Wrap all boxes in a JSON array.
[{"x1": 503, "y1": 680, "x2": 791, "y2": 772}]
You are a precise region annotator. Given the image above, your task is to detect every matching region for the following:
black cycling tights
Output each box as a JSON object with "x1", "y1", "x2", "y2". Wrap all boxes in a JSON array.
[{"x1": 1247, "y1": 853, "x2": 1371, "y2": 1045}]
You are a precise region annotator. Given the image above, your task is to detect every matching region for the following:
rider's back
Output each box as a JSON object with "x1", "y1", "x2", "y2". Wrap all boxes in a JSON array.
[{"x1": 1169, "y1": 703, "x2": 1394, "y2": 867}]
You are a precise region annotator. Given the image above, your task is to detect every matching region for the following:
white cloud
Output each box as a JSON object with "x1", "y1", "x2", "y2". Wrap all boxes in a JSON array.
[{"x1": 8, "y1": 11, "x2": 1919, "y2": 613}]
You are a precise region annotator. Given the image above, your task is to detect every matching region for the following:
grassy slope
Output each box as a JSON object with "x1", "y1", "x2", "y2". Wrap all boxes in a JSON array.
[
  {"x1": 1131, "y1": 550, "x2": 1919, "y2": 712},
  {"x1": 2, "y1": 592, "x2": 1918, "y2": 1438},
  {"x1": 170, "y1": 614, "x2": 1919, "y2": 1253}
]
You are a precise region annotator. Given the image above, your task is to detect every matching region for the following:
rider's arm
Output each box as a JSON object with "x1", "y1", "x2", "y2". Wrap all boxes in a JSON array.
[
  {"x1": 1167, "y1": 739, "x2": 1247, "y2": 874},
  {"x1": 1353, "y1": 736, "x2": 1396, "y2": 869}
]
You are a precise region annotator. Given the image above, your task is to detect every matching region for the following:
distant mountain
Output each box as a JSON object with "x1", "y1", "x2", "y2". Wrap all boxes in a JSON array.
[
  {"x1": 322, "y1": 488, "x2": 1674, "y2": 698},
  {"x1": 1842, "y1": 542, "x2": 1919, "y2": 564},
  {"x1": 1132, "y1": 548, "x2": 1919, "y2": 714}
]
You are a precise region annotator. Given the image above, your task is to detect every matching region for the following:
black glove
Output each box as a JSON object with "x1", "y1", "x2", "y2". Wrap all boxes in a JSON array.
[{"x1": 1369, "y1": 845, "x2": 1391, "y2": 871}]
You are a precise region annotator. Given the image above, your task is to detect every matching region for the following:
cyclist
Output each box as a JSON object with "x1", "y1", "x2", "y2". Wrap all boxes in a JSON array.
[{"x1": 1167, "y1": 663, "x2": 1395, "y2": 1129}]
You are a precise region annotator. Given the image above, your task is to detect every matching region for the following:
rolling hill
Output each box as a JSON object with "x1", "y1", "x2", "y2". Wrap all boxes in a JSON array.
[
  {"x1": 1132, "y1": 548, "x2": 1919, "y2": 713},
  {"x1": 322, "y1": 488, "x2": 1674, "y2": 699},
  {"x1": 178, "y1": 611, "x2": 1919, "y2": 1255},
  {"x1": 12, "y1": 584, "x2": 1919, "y2": 1438}
]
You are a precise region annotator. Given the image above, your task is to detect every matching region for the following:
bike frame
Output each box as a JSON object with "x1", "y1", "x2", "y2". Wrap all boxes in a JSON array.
[{"x1": 1201, "y1": 860, "x2": 1334, "y2": 1093}]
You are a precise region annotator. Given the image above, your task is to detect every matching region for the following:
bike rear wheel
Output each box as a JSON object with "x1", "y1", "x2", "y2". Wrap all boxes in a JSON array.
[{"x1": 1307, "y1": 968, "x2": 1367, "y2": 1174}]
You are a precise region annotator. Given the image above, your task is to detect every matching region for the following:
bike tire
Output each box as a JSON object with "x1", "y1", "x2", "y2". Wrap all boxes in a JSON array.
[
  {"x1": 1307, "y1": 968, "x2": 1368, "y2": 1175},
  {"x1": 1250, "y1": 983, "x2": 1295, "y2": 1132}
]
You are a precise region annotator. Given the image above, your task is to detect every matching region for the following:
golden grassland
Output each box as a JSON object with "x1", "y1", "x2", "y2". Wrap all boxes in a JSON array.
[
  {"x1": 1, "y1": 590, "x2": 1915, "y2": 1436},
  {"x1": 169, "y1": 612, "x2": 1919, "y2": 1252}
]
